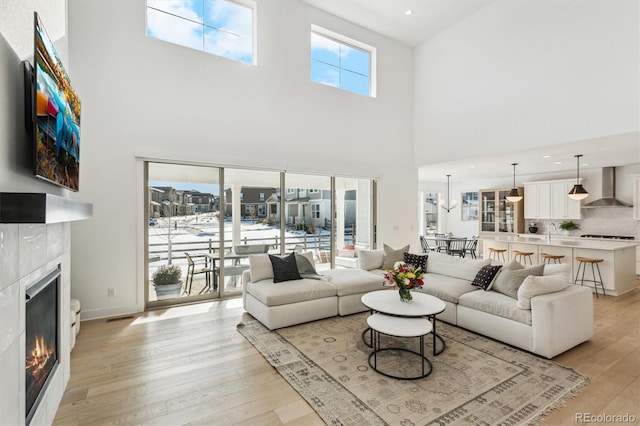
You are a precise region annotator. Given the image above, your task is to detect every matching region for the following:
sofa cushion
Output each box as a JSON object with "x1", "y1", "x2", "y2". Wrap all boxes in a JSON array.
[
  {"x1": 426, "y1": 252, "x2": 491, "y2": 281},
  {"x1": 357, "y1": 249, "x2": 385, "y2": 271},
  {"x1": 491, "y1": 264, "x2": 545, "y2": 299},
  {"x1": 403, "y1": 252, "x2": 428, "y2": 271},
  {"x1": 470, "y1": 264, "x2": 503, "y2": 290},
  {"x1": 249, "y1": 254, "x2": 273, "y2": 282},
  {"x1": 269, "y1": 253, "x2": 302, "y2": 283},
  {"x1": 382, "y1": 244, "x2": 410, "y2": 269},
  {"x1": 247, "y1": 278, "x2": 336, "y2": 306},
  {"x1": 322, "y1": 269, "x2": 385, "y2": 296},
  {"x1": 459, "y1": 289, "x2": 532, "y2": 325},
  {"x1": 420, "y1": 273, "x2": 480, "y2": 304},
  {"x1": 516, "y1": 275, "x2": 569, "y2": 309}
]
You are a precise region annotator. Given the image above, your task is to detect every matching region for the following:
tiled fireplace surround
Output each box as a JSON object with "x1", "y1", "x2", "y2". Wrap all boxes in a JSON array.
[{"x1": 0, "y1": 222, "x2": 72, "y2": 425}]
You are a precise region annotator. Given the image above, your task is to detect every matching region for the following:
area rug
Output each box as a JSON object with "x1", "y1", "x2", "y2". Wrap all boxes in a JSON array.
[{"x1": 237, "y1": 313, "x2": 589, "y2": 425}]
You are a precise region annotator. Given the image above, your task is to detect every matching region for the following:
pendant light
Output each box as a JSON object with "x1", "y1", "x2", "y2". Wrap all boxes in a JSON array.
[
  {"x1": 440, "y1": 175, "x2": 457, "y2": 212},
  {"x1": 505, "y1": 163, "x2": 523, "y2": 202},
  {"x1": 568, "y1": 154, "x2": 589, "y2": 200}
]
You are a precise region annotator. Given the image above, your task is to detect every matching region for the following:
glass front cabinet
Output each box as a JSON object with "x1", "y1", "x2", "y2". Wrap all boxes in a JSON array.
[{"x1": 479, "y1": 188, "x2": 524, "y2": 236}]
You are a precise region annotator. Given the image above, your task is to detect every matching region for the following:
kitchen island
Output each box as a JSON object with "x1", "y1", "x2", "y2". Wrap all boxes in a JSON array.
[{"x1": 481, "y1": 236, "x2": 638, "y2": 296}]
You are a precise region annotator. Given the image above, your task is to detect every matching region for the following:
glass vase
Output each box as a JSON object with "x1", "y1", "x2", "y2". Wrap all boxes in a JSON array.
[{"x1": 399, "y1": 287, "x2": 412, "y2": 302}]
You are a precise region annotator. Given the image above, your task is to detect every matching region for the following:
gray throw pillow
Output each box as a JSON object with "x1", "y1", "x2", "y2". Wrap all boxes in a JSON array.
[
  {"x1": 269, "y1": 253, "x2": 302, "y2": 283},
  {"x1": 294, "y1": 253, "x2": 322, "y2": 280},
  {"x1": 382, "y1": 244, "x2": 410, "y2": 270},
  {"x1": 491, "y1": 264, "x2": 544, "y2": 299}
]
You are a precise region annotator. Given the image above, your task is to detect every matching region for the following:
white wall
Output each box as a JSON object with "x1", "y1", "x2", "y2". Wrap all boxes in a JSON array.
[
  {"x1": 413, "y1": 0, "x2": 639, "y2": 165},
  {"x1": 67, "y1": 0, "x2": 416, "y2": 319}
]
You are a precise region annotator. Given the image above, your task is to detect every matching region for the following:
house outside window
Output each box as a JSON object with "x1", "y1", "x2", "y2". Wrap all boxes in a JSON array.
[
  {"x1": 461, "y1": 192, "x2": 479, "y2": 221},
  {"x1": 259, "y1": 192, "x2": 265, "y2": 200},
  {"x1": 310, "y1": 25, "x2": 376, "y2": 97},
  {"x1": 146, "y1": 0, "x2": 256, "y2": 65},
  {"x1": 239, "y1": 192, "x2": 244, "y2": 201}
]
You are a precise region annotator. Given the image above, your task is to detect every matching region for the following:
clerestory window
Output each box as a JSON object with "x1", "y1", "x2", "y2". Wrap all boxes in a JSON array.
[
  {"x1": 146, "y1": 0, "x2": 256, "y2": 65},
  {"x1": 310, "y1": 25, "x2": 376, "y2": 97}
]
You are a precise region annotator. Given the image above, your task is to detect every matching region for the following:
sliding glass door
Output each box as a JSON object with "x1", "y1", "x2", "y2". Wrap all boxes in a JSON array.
[{"x1": 144, "y1": 161, "x2": 376, "y2": 308}]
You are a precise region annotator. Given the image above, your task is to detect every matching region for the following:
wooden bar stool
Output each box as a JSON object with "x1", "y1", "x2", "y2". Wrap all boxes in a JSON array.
[
  {"x1": 574, "y1": 257, "x2": 606, "y2": 298},
  {"x1": 488, "y1": 248, "x2": 506, "y2": 262},
  {"x1": 541, "y1": 253, "x2": 565, "y2": 264},
  {"x1": 513, "y1": 250, "x2": 534, "y2": 265}
]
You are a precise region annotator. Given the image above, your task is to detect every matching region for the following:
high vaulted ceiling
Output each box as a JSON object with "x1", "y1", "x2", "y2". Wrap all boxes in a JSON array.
[
  {"x1": 300, "y1": 0, "x2": 496, "y2": 47},
  {"x1": 300, "y1": 0, "x2": 639, "y2": 183}
]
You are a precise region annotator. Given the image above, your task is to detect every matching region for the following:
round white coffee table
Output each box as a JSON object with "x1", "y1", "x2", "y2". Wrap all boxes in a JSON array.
[
  {"x1": 367, "y1": 313, "x2": 433, "y2": 380},
  {"x1": 361, "y1": 290, "x2": 446, "y2": 356}
]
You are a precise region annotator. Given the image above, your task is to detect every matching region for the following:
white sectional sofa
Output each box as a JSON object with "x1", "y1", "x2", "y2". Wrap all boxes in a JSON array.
[{"x1": 241, "y1": 250, "x2": 594, "y2": 359}]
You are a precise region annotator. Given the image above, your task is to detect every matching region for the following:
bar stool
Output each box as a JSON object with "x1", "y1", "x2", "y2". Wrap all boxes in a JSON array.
[
  {"x1": 488, "y1": 248, "x2": 507, "y2": 262},
  {"x1": 513, "y1": 250, "x2": 534, "y2": 265},
  {"x1": 574, "y1": 257, "x2": 606, "y2": 298},
  {"x1": 541, "y1": 253, "x2": 565, "y2": 264}
]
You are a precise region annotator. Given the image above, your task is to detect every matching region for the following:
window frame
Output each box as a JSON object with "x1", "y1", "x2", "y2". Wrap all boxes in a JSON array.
[
  {"x1": 145, "y1": 0, "x2": 257, "y2": 65},
  {"x1": 310, "y1": 25, "x2": 377, "y2": 98}
]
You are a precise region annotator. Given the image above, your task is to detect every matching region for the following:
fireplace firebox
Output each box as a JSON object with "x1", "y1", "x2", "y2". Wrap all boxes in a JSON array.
[{"x1": 25, "y1": 268, "x2": 60, "y2": 424}]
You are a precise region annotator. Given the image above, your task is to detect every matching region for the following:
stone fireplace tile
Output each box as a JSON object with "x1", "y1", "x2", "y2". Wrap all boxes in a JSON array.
[
  {"x1": 47, "y1": 223, "x2": 65, "y2": 260},
  {"x1": 19, "y1": 224, "x2": 47, "y2": 278},
  {"x1": 0, "y1": 281, "x2": 20, "y2": 355},
  {"x1": 0, "y1": 338, "x2": 21, "y2": 426},
  {"x1": 0, "y1": 224, "x2": 19, "y2": 290}
]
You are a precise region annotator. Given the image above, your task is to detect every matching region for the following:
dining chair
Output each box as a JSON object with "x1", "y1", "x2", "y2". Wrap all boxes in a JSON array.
[
  {"x1": 434, "y1": 234, "x2": 448, "y2": 253},
  {"x1": 447, "y1": 238, "x2": 467, "y2": 258},
  {"x1": 184, "y1": 252, "x2": 214, "y2": 295},
  {"x1": 419, "y1": 236, "x2": 434, "y2": 253},
  {"x1": 464, "y1": 237, "x2": 479, "y2": 259}
]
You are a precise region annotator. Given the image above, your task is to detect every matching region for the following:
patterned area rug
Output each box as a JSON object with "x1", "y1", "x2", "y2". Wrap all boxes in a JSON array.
[{"x1": 238, "y1": 313, "x2": 589, "y2": 425}]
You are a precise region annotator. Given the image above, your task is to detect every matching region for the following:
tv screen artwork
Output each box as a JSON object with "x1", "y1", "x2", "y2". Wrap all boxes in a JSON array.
[{"x1": 34, "y1": 12, "x2": 81, "y2": 191}]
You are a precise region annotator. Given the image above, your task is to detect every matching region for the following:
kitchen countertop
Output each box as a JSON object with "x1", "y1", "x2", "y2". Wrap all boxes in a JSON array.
[{"x1": 484, "y1": 236, "x2": 638, "y2": 251}]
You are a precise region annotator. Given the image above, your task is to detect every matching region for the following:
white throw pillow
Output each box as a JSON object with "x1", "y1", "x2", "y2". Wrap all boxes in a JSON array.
[
  {"x1": 357, "y1": 249, "x2": 384, "y2": 271},
  {"x1": 516, "y1": 275, "x2": 569, "y2": 309},
  {"x1": 382, "y1": 244, "x2": 410, "y2": 270},
  {"x1": 249, "y1": 254, "x2": 274, "y2": 282},
  {"x1": 426, "y1": 251, "x2": 491, "y2": 282}
]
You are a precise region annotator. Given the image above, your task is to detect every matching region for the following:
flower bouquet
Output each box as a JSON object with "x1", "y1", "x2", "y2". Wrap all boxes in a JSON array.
[{"x1": 383, "y1": 261, "x2": 425, "y2": 302}]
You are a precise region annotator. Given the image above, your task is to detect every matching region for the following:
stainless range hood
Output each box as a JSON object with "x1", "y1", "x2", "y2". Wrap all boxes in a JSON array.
[{"x1": 582, "y1": 167, "x2": 632, "y2": 208}]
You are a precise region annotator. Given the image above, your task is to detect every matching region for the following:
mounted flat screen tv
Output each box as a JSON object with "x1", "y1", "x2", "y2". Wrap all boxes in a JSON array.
[{"x1": 32, "y1": 12, "x2": 81, "y2": 191}]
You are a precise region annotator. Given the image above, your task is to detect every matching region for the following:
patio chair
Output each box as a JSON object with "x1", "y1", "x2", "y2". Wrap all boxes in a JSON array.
[
  {"x1": 447, "y1": 238, "x2": 467, "y2": 258},
  {"x1": 184, "y1": 252, "x2": 215, "y2": 295},
  {"x1": 464, "y1": 236, "x2": 479, "y2": 259}
]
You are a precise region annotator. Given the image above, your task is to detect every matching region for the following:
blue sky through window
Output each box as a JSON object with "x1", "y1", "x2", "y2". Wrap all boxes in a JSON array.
[
  {"x1": 311, "y1": 31, "x2": 371, "y2": 96},
  {"x1": 146, "y1": 0, "x2": 253, "y2": 64}
]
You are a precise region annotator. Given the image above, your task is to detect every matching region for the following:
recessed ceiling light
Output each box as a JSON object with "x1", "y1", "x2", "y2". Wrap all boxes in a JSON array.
[
  {"x1": 553, "y1": 161, "x2": 563, "y2": 165},
  {"x1": 469, "y1": 165, "x2": 476, "y2": 169},
  {"x1": 405, "y1": 9, "x2": 413, "y2": 16},
  {"x1": 583, "y1": 163, "x2": 590, "y2": 166},
  {"x1": 543, "y1": 155, "x2": 551, "y2": 158}
]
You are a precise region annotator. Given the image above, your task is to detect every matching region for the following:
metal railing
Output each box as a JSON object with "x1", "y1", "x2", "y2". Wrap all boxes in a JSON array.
[{"x1": 149, "y1": 233, "x2": 356, "y2": 264}]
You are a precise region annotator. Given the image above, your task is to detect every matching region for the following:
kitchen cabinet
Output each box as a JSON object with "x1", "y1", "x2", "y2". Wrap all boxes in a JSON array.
[
  {"x1": 479, "y1": 188, "x2": 524, "y2": 236},
  {"x1": 524, "y1": 183, "x2": 550, "y2": 219},
  {"x1": 550, "y1": 180, "x2": 582, "y2": 219},
  {"x1": 633, "y1": 174, "x2": 640, "y2": 220},
  {"x1": 524, "y1": 179, "x2": 581, "y2": 220}
]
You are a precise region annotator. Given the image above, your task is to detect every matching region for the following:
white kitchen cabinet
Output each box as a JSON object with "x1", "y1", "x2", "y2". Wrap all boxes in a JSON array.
[
  {"x1": 524, "y1": 183, "x2": 550, "y2": 219},
  {"x1": 550, "y1": 180, "x2": 582, "y2": 219},
  {"x1": 524, "y1": 179, "x2": 581, "y2": 220},
  {"x1": 633, "y1": 174, "x2": 640, "y2": 220}
]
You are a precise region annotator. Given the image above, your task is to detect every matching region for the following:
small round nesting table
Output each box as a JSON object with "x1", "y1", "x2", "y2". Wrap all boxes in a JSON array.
[
  {"x1": 367, "y1": 313, "x2": 433, "y2": 380},
  {"x1": 361, "y1": 290, "x2": 446, "y2": 356}
]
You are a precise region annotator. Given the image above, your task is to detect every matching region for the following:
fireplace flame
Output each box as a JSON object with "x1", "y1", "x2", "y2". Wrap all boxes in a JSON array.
[{"x1": 25, "y1": 335, "x2": 55, "y2": 376}]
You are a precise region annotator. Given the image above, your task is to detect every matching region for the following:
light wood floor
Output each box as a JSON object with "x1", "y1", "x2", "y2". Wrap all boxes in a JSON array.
[{"x1": 54, "y1": 282, "x2": 640, "y2": 426}]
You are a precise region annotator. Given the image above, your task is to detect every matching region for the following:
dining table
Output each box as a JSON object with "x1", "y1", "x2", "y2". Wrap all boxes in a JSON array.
[{"x1": 421, "y1": 235, "x2": 468, "y2": 256}]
